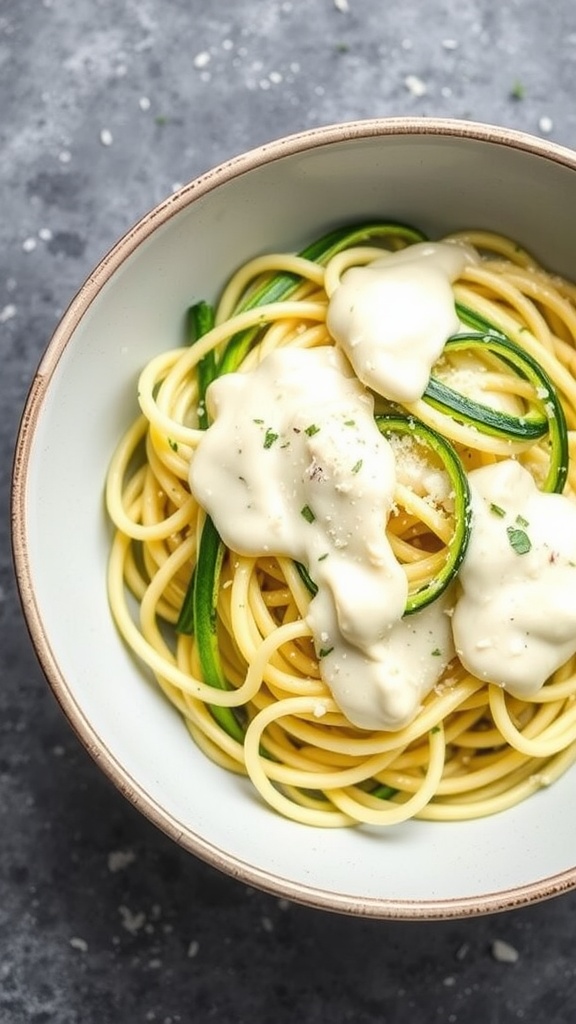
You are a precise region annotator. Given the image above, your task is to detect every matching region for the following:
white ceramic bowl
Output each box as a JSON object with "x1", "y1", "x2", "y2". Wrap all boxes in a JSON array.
[{"x1": 12, "y1": 118, "x2": 576, "y2": 919}]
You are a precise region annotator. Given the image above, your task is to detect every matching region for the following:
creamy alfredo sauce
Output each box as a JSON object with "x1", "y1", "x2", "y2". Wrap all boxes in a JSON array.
[
  {"x1": 452, "y1": 460, "x2": 576, "y2": 696},
  {"x1": 189, "y1": 345, "x2": 453, "y2": 731},
  {"x1": 326, "y1": 241, "x2": 476, "y2": 402}
]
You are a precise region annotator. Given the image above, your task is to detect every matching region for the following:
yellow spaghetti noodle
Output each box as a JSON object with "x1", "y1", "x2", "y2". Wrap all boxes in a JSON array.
[{"x1": 106, "y1": 225, "x2": 576, "y2": 828}]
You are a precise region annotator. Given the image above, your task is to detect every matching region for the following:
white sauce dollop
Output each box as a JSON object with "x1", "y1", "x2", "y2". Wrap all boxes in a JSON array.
[
  {"x1": 326, "y1": 242, "x2": 476, "y2": 403},
  {"x1": 189, "y1": 345, "x2": 451, "y2": 730},
  {"x1": 452, "y1": 460, "x2": 576, "y2": 697},
  {"x1": 313, "y1": 592, "x2": 455, "y2": 731}
]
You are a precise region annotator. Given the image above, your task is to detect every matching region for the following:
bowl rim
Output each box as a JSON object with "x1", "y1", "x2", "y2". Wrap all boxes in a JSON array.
[{"x1": 11, "y1": 115, "x2": 576, "y2": 920}]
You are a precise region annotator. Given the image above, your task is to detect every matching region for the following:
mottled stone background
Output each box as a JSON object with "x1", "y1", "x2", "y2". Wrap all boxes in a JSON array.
[{"x1": 2, "y1": 2, "x2": 576, "y2": 1022}]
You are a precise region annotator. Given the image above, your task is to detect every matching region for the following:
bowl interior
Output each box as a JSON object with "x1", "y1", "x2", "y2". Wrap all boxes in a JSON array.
[{"x1": 14, "y1": 120, "x2": 576, "y2": 917}]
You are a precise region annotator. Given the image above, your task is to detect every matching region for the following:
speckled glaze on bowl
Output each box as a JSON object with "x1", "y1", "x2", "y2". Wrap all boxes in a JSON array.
[{"x1": 12, "y1": 118, "x2": 576, "y2": 919}]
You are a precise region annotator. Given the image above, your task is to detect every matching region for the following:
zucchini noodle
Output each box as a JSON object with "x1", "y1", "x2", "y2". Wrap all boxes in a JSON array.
[{"x1": 106, "y1": 224, "x2": 576, "y2": 828}]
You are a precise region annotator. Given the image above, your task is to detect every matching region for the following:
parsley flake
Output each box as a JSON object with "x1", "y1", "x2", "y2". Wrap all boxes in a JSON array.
[
  {"x1": 318, "y1": 552, "x2": 329, "y2": 562},
  {"x1": 490, "y1": 503, "x2": 506, "y2": 517},
  {"x1": 506, "y1": 526, "x2": 532, "y2": 555},
  {"x1": 431, "y1": 648, "x2": 442, "y2": 657},
  {"x1": 351, "y1": 458, "x2": 363, "y2": 474},
  {"x1": 516, "y1": 514, "x2": 529, "y2": 528},
  {"x1": 305, "y1": 423, "x2": 320, "y2": 436},
  {"x1": 263, "y1": 428, "x2": 279, "y2": 449},
  {"x1": 167, "y1": 438, "x2": 178, "y2": 452},
  {"x1": 318, "y1": 646, "x2": 334, "y2": 659},
  {"x1": 510, "y1": 80, "x2": 525, "y2": 101},
  {"x1": 301, "y1": 504, "x2": 316, "y2": 524}
]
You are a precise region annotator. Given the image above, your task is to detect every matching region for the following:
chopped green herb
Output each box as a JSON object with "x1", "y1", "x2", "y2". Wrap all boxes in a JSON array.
[
  {"x1": 490, "y1": 503, "x2": 506, "y2": 517},
  {"x1": 506, "y1": 526, "x2": 532, "y2": 555},
  {"x1": 431, "y1": 724, "x2": 441, "y2": 734},
  {"x1": 167, "y1": 437, "x2": 178, "y2": 452},
  {"x1": 372, "y1": 784, "x2": 398, "y2": 800},
  {"x1": 431, "y1": 648, "x2": 442, "y2": 657},
  {"x1": 263, "y1": 428, "x2": 279, "y2": 449},
  {"x1": 510, "y1": 80, "x2": 525, "y2": 101},
  {"x1": 318, "y1": 646, "x2": 334, "y2": 659},
  {"x1": 318, "y1": 552, "x2": 329, "y2": 562},
  {"x1": 344, "y1": 419, "x2": 356, "y2": 427},
  {"x1": 305, "y1": 423, "x2": 320, "y2": 436},
  {"x1": 301, "y1": 504, "x2": 316, "y2": 524},
  {"x1": 351, "y1": 458, "x2": 363, "y2": 474},
  {"x1": 516, "y1": 514, "x2": 529, "y2": 528},
  {"x1": 253, "y1": 417, "x2": 264, "y2": 425}
]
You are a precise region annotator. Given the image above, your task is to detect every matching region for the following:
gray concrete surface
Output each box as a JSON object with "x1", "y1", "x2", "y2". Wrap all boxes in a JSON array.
[{"x1": 2, "y1": 1, "x2": 576, "y2": 1022}]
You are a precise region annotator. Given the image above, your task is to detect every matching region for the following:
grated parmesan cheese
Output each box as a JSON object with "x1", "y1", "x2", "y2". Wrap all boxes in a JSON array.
[{"x1": 491, "y1": 939, "x2": 520, "y2": 964}]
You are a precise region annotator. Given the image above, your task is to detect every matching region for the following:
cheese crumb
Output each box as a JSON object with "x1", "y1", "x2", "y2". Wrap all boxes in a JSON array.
[
  {"x1": 491, "y1": 939, "x2": 519, "y2": 963},
  {"x1": 119, "y1": 905, "x2": 146, "y2": 935},
  {"x1": 193, "y1": 51, "x2": 211, "y2": 68},
  {"x1": 405, "y1": 74, "x2": 427, "y2": 97},
  {"x1": 0, "y1": 304, "x2": 16, "y2": 323},
  {"x1": 107, "y1": 849, "x2": 136, "y2": 873}
]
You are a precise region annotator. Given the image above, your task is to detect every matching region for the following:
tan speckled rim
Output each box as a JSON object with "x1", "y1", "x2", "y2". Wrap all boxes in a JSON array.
[{"x1": 11, "y1": 117, "x2": 576, "y2": 919}]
